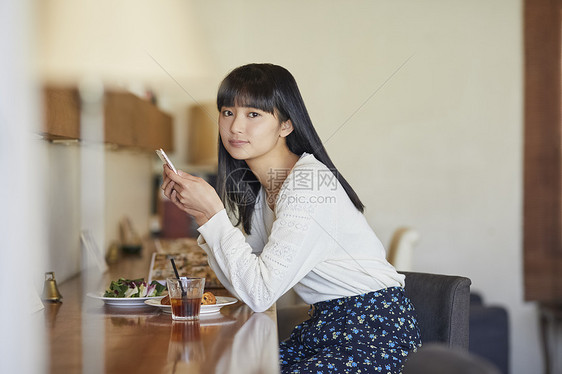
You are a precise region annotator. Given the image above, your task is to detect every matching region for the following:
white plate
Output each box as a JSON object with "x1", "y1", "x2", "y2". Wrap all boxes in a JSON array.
[
  {"x1": 87, "y1": 292, "x2": 165, "y2": 307},
  {"x1": 144, "y1": 296, "x2": 238, "y2": 315}
]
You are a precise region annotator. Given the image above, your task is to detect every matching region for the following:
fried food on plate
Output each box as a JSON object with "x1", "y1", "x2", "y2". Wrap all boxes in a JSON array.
[{"x1": 201, "y1": 291, "x2": 216, "y2": 305}]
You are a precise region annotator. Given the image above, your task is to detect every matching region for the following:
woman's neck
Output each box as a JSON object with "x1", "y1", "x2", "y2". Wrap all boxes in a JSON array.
[{"x1": 246, "y1": 147, "x2": 300, "y2": 198}]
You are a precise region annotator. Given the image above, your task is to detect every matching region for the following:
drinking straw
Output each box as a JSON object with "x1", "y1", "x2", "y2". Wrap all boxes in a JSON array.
[{"x1": 170, "y1": 258, "x2": 186, "y2": 296}]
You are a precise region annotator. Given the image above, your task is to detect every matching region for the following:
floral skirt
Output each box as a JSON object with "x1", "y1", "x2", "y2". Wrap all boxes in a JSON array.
[{"x1": 279, "y1": 287, "x2": 422, "y2": 373}]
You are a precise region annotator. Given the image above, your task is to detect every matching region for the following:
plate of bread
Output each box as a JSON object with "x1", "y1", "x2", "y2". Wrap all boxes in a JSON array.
[{"x1": 145, "y1": 291, "x2": 238, "y2": 315}]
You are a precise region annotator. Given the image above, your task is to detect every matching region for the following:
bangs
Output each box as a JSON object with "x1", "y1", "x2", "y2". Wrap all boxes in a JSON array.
[{"x1": 217, "y1": 66, "x2": 277, "y2": 114}]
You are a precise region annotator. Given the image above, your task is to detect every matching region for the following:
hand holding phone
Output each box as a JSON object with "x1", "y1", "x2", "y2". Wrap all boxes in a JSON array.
[{"x1": 156, "y1": 148, "x2": 178, "y2": 174}]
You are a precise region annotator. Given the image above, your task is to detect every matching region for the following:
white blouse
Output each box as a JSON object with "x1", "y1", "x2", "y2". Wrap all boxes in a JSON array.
[{"x1": 197, "y1": 153, "x2": 404, "y2": 312}]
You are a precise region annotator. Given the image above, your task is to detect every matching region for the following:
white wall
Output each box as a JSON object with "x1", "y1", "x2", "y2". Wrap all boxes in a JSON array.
[
  {"x1": 185, "y1": 1, "x2": 534, "y2": 373},
  {"x1": 42, "y1": 142, "x2": 154, "y2": 283},
  {"x1": 43, "y1": 142, "x2": 81, "y2": 281},
  {"x1": 105, "y1": 149, "x2": 154, "y2": 255}
]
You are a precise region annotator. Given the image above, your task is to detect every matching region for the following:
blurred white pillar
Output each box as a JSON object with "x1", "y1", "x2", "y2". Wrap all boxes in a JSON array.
[
  {"x1": 79, "y1": 79, "x2": 107, "y2": 274},
  {"x1": 0, "y1": 0, "x2": 46, "y2": 373},
  {"x1": 79, "y1": 80, "x2": 106, "y2": 374}
]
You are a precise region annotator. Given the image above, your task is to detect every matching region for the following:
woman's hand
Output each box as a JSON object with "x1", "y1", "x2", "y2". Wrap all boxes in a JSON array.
[{"x1": 161, "y1": 165, "x2": 224, "y2": 226}]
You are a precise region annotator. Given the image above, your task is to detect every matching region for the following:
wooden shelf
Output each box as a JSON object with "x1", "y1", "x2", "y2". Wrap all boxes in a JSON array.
[{"x1": 42, "y1": 86, "x2": 173, "y2": 152}]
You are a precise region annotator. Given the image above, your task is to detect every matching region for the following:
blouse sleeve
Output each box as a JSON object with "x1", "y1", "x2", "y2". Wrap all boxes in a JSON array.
[
  {"x1": 197, "y1": 184, "x2": 337, "y2": 312},
  {"x1": 197, "y1": 235, "x2": 240, "y2": 299}
]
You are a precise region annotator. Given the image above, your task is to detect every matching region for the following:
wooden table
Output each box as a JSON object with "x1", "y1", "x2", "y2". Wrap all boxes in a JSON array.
[{"x1": 44, "y1": 249, "x2": 280, "y2": 374}]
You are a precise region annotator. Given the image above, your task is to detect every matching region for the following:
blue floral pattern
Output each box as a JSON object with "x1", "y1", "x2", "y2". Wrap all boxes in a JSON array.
[{"x1": 279, "y1": 287, "x2": 421, "y2": 373}]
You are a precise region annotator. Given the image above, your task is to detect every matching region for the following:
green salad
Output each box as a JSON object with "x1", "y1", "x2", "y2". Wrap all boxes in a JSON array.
[{"x1": 103, "y1": 278, "x2": 166, "y2": 298}]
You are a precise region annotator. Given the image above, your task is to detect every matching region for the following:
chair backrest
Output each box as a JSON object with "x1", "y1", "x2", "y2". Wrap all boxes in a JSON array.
[
  {"x1": 387, "y1": 227, "x2": 420, "y2": 271},
  {"x1": 400, "y1": 271, "x2": 472, "y2": 349}
]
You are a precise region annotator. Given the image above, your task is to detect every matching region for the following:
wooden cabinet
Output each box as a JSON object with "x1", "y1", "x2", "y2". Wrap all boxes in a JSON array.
[
  {"x1": 42, "y1": 86, "x2": 173, "y2": 151},
  {"x1": 137, "y1": 98, "x2": 174, "y2": 151},
  {"x1": 42, "y1": 87, "x2": 81, "y2": 140}
]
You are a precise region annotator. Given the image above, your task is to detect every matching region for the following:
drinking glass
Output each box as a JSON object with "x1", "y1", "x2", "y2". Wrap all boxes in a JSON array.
[{"x1": 166, "y1": 277, "x2": 205, "y2": 321}]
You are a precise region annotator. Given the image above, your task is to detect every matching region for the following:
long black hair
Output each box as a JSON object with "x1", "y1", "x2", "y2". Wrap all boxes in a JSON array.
[{"x1": 216, "y1": 63, "x2": 364, "y2": 234}]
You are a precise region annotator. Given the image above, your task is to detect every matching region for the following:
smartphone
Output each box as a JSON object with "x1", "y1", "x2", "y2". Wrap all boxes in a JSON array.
[{"x1": 156, "y1": 148, "x2": 178, "y2": 174}]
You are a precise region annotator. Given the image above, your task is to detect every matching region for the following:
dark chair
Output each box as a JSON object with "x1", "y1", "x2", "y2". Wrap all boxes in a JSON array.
[
  {"x1": 401, "y1": 271, "x2": 472, "y2": 349},
  {"x1": 469, "y1": 293, "x2": 509, "y2": 374}
]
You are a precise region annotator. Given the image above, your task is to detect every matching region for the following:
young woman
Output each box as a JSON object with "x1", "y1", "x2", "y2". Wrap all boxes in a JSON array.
[{"x1": 161, "y1": 63, "x2": 421, "y2": 373}]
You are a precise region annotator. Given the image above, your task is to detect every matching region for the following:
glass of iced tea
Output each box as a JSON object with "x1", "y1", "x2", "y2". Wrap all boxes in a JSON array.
[{"x1": 166, "y1": 277, "x2": 205, "y2": 321}]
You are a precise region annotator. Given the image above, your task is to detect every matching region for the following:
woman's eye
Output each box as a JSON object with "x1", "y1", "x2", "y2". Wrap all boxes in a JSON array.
[
  {"x1": 222, "y1": 110, "x2": 233, "y2": 117},
  {"x1": 248, "y1": 112, "x2": 260, "y2": 118}
]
